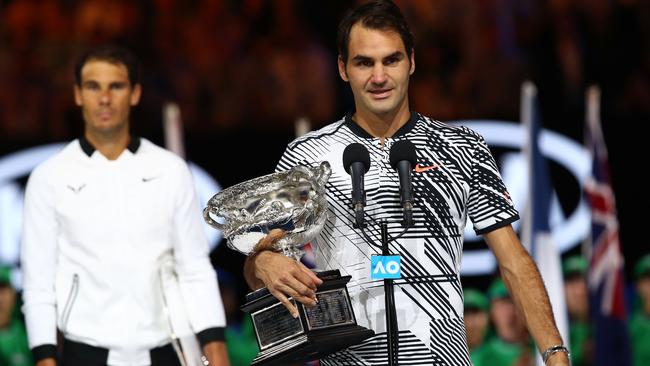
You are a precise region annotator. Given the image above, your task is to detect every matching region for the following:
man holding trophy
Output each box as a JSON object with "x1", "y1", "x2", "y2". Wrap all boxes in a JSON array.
[{"x1": 239, "y1": 1, "x2": 570, "y2": 365}]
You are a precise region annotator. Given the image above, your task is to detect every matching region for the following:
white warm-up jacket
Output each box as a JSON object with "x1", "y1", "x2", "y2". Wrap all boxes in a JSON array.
[{"x1": 21, "y1": 138, "x2": 226, "y2": 365}]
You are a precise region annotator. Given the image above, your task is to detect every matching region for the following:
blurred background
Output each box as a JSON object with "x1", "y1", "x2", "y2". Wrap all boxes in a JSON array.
[{"x1": 1, "y1": 0, "x2": 649, "y2": 365}]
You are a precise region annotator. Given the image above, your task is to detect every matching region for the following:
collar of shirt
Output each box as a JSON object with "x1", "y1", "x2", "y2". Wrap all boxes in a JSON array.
[
  {"x1": 344, "y1": 111, "x2": 419, "y2": 139},
  {"x1": 79, "y1": 135, "x2": 141, "y2": 158}
]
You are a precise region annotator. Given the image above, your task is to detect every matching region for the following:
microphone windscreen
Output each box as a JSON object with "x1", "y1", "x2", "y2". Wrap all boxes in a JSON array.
[
  {"x1": 389, "y1": 140, "x2": 417, "y2": 169},
  {"x1": 342, "y1": 143, "x2": 371, "y2": 173}
]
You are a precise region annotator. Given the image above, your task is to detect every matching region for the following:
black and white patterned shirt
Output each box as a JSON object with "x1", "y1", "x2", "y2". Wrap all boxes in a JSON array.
[{"x1": 277, "y1": 112, "x2": 519, "y2": 365}]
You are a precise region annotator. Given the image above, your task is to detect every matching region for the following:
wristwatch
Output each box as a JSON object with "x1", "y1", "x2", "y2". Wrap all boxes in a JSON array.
[{"x1": 542, "y1": 344, "x2": 570, "y2": 364}]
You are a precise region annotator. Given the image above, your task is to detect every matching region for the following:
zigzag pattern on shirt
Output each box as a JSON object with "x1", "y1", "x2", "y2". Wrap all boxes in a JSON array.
[{"x1": 321, "y1": 331, "x2": 436, "y2": 366}]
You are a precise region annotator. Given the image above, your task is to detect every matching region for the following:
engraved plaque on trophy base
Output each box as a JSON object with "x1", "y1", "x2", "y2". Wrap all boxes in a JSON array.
[{"x1": 241, "y1": 270, "x2": 375, "y2": 366}]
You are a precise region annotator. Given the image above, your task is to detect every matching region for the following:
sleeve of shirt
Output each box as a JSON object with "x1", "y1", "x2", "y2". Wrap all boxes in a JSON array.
[
  {"x1": 21, "y1": 164, "x2": 59, "y2": 352},
  {"x1": 467, "y1": 134, "x2": 519, "y2": 235},
  {"x1": 275, "y1": 141, "x2": 315, "y2": 173},
  {"x1": 276, "y1": 145, "x2": 297, "y2": 172},
  {"x1": 171, "y1": 159, "x2": 226, "y2": 339}
]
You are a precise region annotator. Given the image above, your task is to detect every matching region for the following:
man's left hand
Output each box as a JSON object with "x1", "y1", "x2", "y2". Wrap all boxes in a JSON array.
[{"x1": 202, "y1": 341, "x2": 230, "y2": 366}]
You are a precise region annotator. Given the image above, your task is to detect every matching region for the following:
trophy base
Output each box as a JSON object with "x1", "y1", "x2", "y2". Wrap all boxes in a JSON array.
[
  {"x1": 242, "y1": 270, "x2": 374, "y2": 366},
  {"x1": 250, "y1": 324, "x2": 375, "y2": 365}
]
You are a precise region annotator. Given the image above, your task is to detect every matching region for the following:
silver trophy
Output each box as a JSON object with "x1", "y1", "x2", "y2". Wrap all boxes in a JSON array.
[
  {"x1": 203, "y1": 161, "x2": 373, "y2": 366},
  {"x1": 203, "y1": 162, "x2": 331, "y2": 260}
]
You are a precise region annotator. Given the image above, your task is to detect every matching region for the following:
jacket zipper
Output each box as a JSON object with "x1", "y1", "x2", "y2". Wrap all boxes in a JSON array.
[{"x1": 61, "y1": 274, "x2": 79, "y2": 332}]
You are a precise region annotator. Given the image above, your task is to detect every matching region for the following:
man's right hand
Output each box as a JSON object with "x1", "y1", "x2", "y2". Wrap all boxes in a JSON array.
[
  {"x1": 36, "y1": 358, "x2": 57, "y2": 366},
  {"x1": 247, "y1": 229, "x2": 323, "y2": 318}
]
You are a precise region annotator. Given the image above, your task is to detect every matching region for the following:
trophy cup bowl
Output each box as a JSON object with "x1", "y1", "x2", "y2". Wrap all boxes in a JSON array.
[
  {"x1": 203, "y1": 162, "x2": 331, "y2": 260},
  {"x1": 203, "y1": 162, "x2": 374, "y2": 365}
]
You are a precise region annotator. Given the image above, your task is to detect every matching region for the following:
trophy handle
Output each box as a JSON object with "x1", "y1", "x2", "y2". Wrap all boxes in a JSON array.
[
  {"x1": 203, "y1": 207, "x2": 225, "y2": 231},
  {"x1": 316, "y1": 161, "x2": 332, "y2": 187}
]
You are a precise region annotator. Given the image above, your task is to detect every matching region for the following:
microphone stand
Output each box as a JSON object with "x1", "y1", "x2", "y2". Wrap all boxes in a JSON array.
[
  {"x1": 358, "y1": 218, "x2": 408, "y2": 366},
  {"x1": 380, "y1": 220, "x2": 399, "y2": 366}
]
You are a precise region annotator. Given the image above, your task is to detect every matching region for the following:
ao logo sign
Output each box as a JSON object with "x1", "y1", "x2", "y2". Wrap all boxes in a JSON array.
[
  {"x1": 371, "y1": 255, "x2": 401, "y2": 280},
  {"x1": 0, "y1": 143, "x2": 222, "y2": 288}
]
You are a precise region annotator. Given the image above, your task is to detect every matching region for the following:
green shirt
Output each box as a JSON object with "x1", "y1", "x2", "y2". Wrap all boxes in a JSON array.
[
  {"x1": 470, "y1": 344, "x2": 487, "y2": 366},
  {"x1": 631, "y1": 310, "x2": 650, "y2": 366},
  {"x1": 475, "y1": 337, "x2": 534, "y2": 366},
  {"x1": 569, "y1": 320, "x2": 592, "y2": 366},
  {"x1": 225, "y1": 316, "x2": 259, "y2": 366},
  {"x1": 0, "y1": 318, "x2": 32, "y2": 366}
]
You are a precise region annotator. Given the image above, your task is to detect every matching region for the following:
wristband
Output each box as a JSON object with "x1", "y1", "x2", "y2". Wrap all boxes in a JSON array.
[
  {"x1": 250, "y1": 239, "x2": 280, "y2": 257},
  {"x1": 249, "y1": 234, "x2": 285, "y2": 263}
]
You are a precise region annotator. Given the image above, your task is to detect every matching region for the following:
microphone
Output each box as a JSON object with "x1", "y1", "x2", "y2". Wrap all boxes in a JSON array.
[
  {"x1": 342, "y1": 143, "x2": 371, "y2": 228},
  {"x1": 389, "y1": 140, "x2": 417, "y2": 227}
]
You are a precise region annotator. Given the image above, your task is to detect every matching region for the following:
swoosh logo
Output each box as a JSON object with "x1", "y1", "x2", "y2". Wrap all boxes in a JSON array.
[
  {"x1": 414, "y1": 164, "x2": 440, "y2": 173},
  {"x1": 142, "y1": 176, "x2": 158, "y2": 182},
  {"x1": 67, "y1": 184, "x2": 86, "y2": 193}
]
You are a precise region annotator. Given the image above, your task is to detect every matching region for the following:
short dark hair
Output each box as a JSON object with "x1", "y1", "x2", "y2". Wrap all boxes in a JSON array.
[
  {"x1": 74, "y1": 44, "x2": 140, "y2": 86},
  {"x1": 337, "y1": 0, "x2": 414, "y2": 64}
]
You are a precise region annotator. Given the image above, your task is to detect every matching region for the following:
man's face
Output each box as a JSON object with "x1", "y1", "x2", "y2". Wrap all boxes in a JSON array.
[
  {"x1": 490, "y1": 297, "x2": 527, "y2": 342},
  {"x1": 638, "y1": 275, "x2": 650, "y2": 304},
  {"x1": 74, "y1": 60, "x2": 141, "y2": 136},
  {"x1": 464, "y1": 308, "x2": 489, "y2": 349},
  {"x1": 338, "y1": 23, "x2": 414, "y2": 118},
  {"x1": 564, "y1": 275, "x2": 589, "y2": 319}
]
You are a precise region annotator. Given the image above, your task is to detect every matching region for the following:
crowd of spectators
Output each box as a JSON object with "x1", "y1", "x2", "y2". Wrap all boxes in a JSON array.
[
  {"x1": 463, "y1": 253, "x2": 650, "y2": 366},
  {"x1": 1, "y1": 0, "x2": 649, "y2": 142}
]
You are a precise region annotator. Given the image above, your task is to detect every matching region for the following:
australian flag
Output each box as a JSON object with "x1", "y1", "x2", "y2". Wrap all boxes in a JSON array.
[{"x1": 584, "y1": 87, "x2": 631, "y2": 366}]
